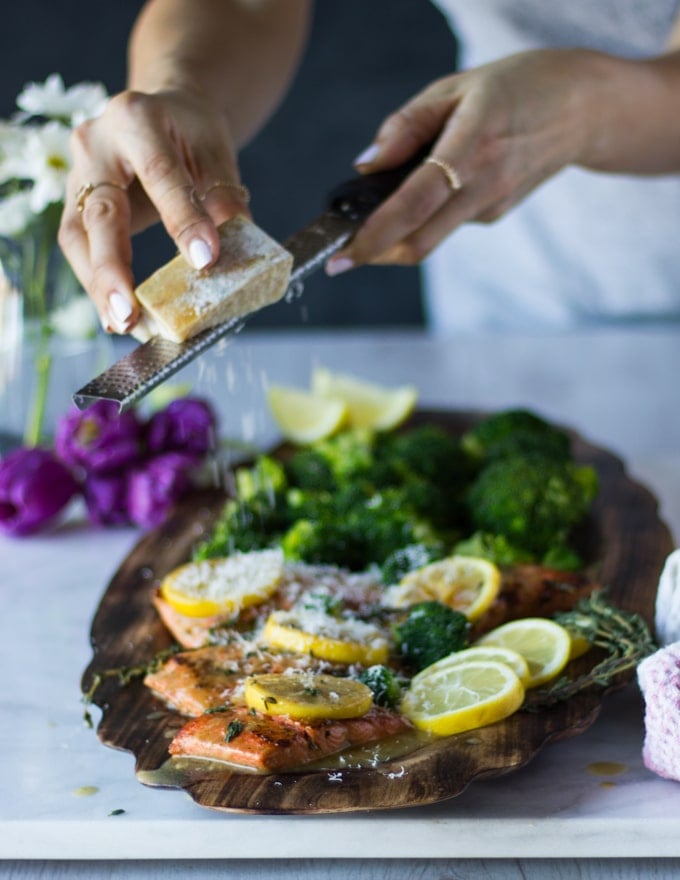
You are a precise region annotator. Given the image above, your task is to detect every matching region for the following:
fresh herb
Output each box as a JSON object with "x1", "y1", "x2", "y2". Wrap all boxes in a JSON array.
[
  {"x1": 303, "y1": 686, "x2": 320, "y2": 697},
  {"x1": 525, "y1": 591, "x2": 657, "y2": 709},
  {"x1": 225, "y1": 720, "x2": 245, "y2": 742},
  {"x1": 263, "y1": 695, "x2": 278, "y2": 712},
  {"x1": 82, "y1": 644, "x2": 181, "y2": 727},
  {"x1": 108, "y1": 808, "x2": 125, "y2": 816}
]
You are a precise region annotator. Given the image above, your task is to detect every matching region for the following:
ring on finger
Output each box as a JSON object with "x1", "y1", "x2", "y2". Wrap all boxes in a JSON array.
[
  {"x1": 200, "y1": 180, "x2": 251, "y2": 204},
  {"x1": 424, "y1": 156, "x2": 463, "y2": 194},
  {"x1": 75, "y1": 180, "x2": 127, "y2": 213}
]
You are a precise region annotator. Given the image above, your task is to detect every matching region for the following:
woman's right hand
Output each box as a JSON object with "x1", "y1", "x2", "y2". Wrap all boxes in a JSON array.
[{"x1": 58, "y1": 87, "x2": 251, "y2": 334}]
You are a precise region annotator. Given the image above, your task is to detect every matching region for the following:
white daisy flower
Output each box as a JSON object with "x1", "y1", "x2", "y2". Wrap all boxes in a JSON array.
[
  {"x1": 17, "y1": 73, "x2": 108, "y2": 125},
  {"x1": 0, "y1": 189, "x2": 34, "y2": 236},
  {"x1": 20, "y1": 121, "x2": 72, "y2": 212},
  {"x1": 50, "y1": 293, "x2": 98, "y2": 340}
]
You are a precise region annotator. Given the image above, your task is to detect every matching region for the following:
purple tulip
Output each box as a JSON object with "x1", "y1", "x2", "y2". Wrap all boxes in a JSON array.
[
  {"x1": 0, "y1": 447, "x2": 80, "y2": 536},
  {"x1": 83, "y1": 471, "x2": 131, "y2": 527},
  {"x1": 146, "y1": 397, "x2": 217, "y2": 457},
  {"x1": 126, "y1": 452, "x2": 198, "y2": 529},
  {"x1": 55, "y1": 401, "x2": 144, "y2": 474}
]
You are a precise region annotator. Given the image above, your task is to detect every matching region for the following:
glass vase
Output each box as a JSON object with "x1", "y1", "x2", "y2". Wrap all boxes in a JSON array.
[{"x1": 0, "y1": 233, "x2": 111, "y2": 452}]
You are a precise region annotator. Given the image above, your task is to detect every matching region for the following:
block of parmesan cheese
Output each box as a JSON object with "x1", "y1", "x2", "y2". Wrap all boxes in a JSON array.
[{"x1": 132, "y1": 215, "x2": 293, "y2": 343}]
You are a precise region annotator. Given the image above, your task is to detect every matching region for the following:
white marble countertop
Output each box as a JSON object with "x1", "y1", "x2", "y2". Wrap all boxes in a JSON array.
[{"x1": 2, "y1": 327, "x2": 680, "y2": 878}]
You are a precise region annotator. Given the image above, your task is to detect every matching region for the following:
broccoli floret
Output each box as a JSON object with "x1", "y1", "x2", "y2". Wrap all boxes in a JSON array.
[
  {"x1": 462, "y1": 409, "x2": 571, "y2": 462},
  {"x1": 235, "y1": 455, "x2": 287, "y2": 501},
  {"x1": 466, "y1": 453, "x2": 598, "y2": 558},
  {"x1": 393, "y1": 601, "x2": 468, "y2": 671},
  {"x1": 381, "y1": 425, "x2": 473, "y2": 489},
  {"x1": 194, "y1": 491, "x2": 290, "y2": 559},
  {"x1": 280, "y1": 518, "x2": 366, "y2": 569},
  {"x1": 358, "y1": 665, "x2": 404, "y2": 708},
  {"x1": 313, "y1": 428, "x2": 376, "y2": 482},
  {"x1": 380, "y1": 542, "x2": 444, "y2": 585},
  {"x1": 284, "y1": 449, "x2": 336, "y2": 492},
  {"x1": 453, "y1": 531, "x2": 535, "y2": 566}
]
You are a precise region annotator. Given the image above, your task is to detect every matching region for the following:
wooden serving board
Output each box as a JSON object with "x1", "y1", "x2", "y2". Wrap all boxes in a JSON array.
[{"x1": 81, "y1": 410, "x2": 674, "y2": 814}]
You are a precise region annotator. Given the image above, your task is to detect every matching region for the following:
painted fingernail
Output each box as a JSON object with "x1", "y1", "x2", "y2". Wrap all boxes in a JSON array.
[
  {"x1": 108, "y1": 290, "x2": 133, "y2": 325},
  {"x1": 189, "y1": 238, "x2": 212, "y2": 270},
  {"x1": 353, "y1": 143, "x2": 380, "y2": 166},
  {"x1": 326, "y1": 256, "x2": 354, "y2": 277}
]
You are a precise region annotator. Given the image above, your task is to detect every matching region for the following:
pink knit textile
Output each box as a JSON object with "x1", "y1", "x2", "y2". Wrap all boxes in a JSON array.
[{"x1": 638, "y1": 642, "x2": 680, "y2": 782}]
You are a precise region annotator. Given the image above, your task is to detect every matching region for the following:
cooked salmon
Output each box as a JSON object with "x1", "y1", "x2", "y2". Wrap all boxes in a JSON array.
[
  {"x1": 169, "y1": 705, "x2": 410, "y2": 771},
  {"x1": 154, "y1": 562, "x2": 384, "y2": 649},
  {"x1": 144, "y1": 641, "x2": 344, "y2": 716},
  {"x1": 472, "y1": 565, "x2": 597, "y2": 637}
]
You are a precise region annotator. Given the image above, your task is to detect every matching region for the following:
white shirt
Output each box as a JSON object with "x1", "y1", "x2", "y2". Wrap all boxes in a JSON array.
[{"x1": 424, "y1": 0, "x2": 680, "y2": 332}]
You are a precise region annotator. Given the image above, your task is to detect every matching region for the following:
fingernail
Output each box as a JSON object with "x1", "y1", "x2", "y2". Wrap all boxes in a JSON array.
[
  {"x1": 353, "y1": 143, "x2": 380, "y2": 166},
  {"x1": 108, "y1": 290, "x2": 133, "y2": 324},
  {"x1": 189, "y1": 237, "x2": 212, "y2": 270},
  {"x1": 326, "y1": 256, "x2": 354, "y2": 277}
]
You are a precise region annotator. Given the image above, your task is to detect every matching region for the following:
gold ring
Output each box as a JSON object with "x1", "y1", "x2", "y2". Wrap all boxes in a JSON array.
[
  {"x1": 424, "y1": 156, "x2": 463, "y2": 193},
  {"x1": 76, "y1": 181, "x2": 127, "y2": 213},
  {"x1": 200, "y1": 181, "x2": 251, "y2": 204}
]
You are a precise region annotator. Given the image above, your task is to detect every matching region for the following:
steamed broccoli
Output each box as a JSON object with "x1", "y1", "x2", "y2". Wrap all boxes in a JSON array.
[
  {"x1": 314, "y1": 429, "x2": 377, "y2": 483},
  {"x1": 380, "y1": 424, "x2": 473, "y2": 490},
  {"x1": 462, "y1": 409, "x2": 571, "y2": 463},
  {"x1": 466, "y1": 453, "x2": 598, "y2": 559},
  {"x1": 393, "y1": 601, "x2": 469, "y2": 671},
  {"x1": 284, "y1": 449, "x2": 336, "y2": 492},
  {"x1": 453, "y1": 531, "x2": 534, "y2": 567},
  {"x1": 280, "y1": 517, "x2": 365, "y2": 568},
  {"x1": 358, "y1": 665, "x2": 404, "y2": 708},
  {"x1": 235, "y1": 455, "x2": 287, "y2": 501}
]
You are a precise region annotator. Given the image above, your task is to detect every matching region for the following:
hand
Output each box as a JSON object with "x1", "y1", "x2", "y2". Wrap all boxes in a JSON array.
[
  {"x1": 326, "y1": 49, "x2": 595, "y2": 274},
  {"x1": 58, "y1": 88, "x2": 250, "y2": 333}
]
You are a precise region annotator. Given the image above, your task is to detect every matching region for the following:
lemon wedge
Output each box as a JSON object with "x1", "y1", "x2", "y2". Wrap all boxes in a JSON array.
[
  {"x1": 400, "y1": 659, "x2": 525, "y2": 736},
  {"x1": 244, "y1": 672, "x2": 374, "y2": 720},
  {"x1": 311, "y1": 366, "x2": 417, "y2": 431},
  {"x1": 266, "y1": 385, "x2": 348, "y2": 444},
  {"x1": 384, "y1": 555, "x2": 501, "y2": 622},
  {"x1": 263, "y1": 608, "x2": 389, "y2": 666},
  {"x1": 413, "y1": 644, "x2": 531, "y2": 687},
  {"x1": 475, "y1": 617, "x2": 572, "y2": 688},
  {"x1": 159, "y1": 548, "x2": 284, "y2": 618}
]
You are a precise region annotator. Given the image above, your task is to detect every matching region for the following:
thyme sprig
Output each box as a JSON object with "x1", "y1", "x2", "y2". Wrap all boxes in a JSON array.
[
  {"x1": 524, "y1": 590, "x2": 657, "y2": 710},
  {"x1": 82, "y1": 644, "x2": 181, "y2": 728}
]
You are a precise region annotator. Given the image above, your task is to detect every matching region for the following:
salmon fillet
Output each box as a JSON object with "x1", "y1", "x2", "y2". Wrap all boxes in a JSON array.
[
  {"x1": 144, "y1": 641, "x2": 343, "y2": 716},
  {"x1": 154, "y1": 562, "x2": 385, "y2": 649},
  {"x1": 169, "y1": 705, "x2": 410, "y2": 771},
  {"x1": 472, "y1": 565, "x2": 597, "y2": 637}
]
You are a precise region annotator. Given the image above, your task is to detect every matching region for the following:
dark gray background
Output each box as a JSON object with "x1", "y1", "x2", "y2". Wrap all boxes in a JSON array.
[{"x1": 2, "y1": 1, "x2": 457, "y2": 328}]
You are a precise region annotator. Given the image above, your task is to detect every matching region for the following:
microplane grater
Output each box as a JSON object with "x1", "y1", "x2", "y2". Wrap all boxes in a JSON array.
[{"x1": 73, "y1": 148, "x2": 430, "y2": 411}]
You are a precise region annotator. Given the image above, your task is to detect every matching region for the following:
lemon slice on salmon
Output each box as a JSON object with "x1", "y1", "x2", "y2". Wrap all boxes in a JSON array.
[
  {"x1": 263, "y1": 608, "x2": 389, "y2": 666},
  {"x1": 311, "y1": 366, "x2": 417, "y2": 431},
  {"x1": 400, "y1": 659, "x2": 525, "y2": 736},
  {"x1": 384, "y1": 555, "x2": 501, "y2": 622},
  {"x1": 159, "y1": 548, "x2": 284, "y2": 618},
  {"x1": 244, "y1": 672, "x2": 374, "y2": 720},
  {"x1": 475, "y1": 617, "x2": 572, "y2": 688},
  {"x1": 266, "y1": 385, "x2": 348, "y2": 445}
]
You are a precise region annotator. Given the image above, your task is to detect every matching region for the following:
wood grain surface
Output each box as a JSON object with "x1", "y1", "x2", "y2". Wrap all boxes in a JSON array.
[{"x1": 81, "y1": 410, "x2": 674, "y2": 814}]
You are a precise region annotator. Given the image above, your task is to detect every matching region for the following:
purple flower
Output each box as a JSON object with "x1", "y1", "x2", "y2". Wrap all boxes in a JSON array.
[
  {"x1": 146, "y1": 398, "x2": 217, "y2": 457},
  {"x1": 83, "y1": 471, "x2": 130, "y2": 527},
  {"x1": 126, "y1": 452, "x2": 198, "y2": 529},
  {"x1": 0, "y1": 447, "x2": 80, "y2": 536},
  {"x1": 55, "y1": 401, "x2": 144, "y2": 474}
]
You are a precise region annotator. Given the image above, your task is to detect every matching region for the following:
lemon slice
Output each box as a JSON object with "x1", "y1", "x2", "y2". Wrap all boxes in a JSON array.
[
  {"x1": 413, "y1": 644, "x2": 531, "y2": 686},
  {"x1": 475, "y1": 617, "x2": 572, "y2": 688},
  {"x1": 266, "y1": 385, "x2": 348, "y2": 444},
  {"x1": 311, "y1": 366, "x2": 417, "y2": 431},
  {"x1": 384, "y1": 555, "x2": 501, "y2": 622},
  {"x1": 159, "y1": 548, "x2": 284, "y2": 618},
  {"x1": 244, "y1": 672, "x2": 374, "y2": 720},
  {"x1": 400, "y1": 659, "x2": 525, "y2": 736},
  {"x1": 263, "y1": 608, "x2": 389, "y2": 666}
]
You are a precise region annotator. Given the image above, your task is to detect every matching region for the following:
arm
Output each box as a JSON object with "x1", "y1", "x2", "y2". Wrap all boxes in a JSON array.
[
  {"x1": 327, "y1": 19, "x2": 680, "y2": 274},
  {"x1": 59, "y1": 0, "x2": 311, "y2": 333}
]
